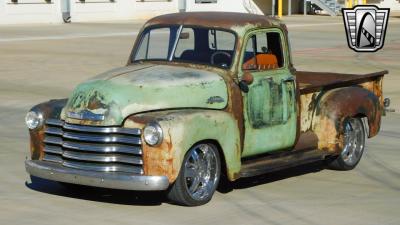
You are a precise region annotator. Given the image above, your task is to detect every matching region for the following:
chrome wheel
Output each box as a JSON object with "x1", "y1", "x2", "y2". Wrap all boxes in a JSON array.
[
  {"x1": 183, "y1": 144, "x2": 220, "y2": 201},
  {"x1": 341, "y1": 118, "x2": 365, "y2": 167}
]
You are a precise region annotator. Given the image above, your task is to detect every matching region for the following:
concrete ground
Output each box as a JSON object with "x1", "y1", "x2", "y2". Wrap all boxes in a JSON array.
[{"x1": 0, "y1": 15, "x2": 399, "y2": 225}]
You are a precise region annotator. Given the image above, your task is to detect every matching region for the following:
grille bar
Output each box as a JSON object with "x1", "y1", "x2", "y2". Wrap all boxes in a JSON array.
[
  {"x1": 44, "y1": 136, "x2": 62, "y2": 145},
  {"x1": 62, "y1": 160, "x2": 143, "y2": 174},
  {"x1": 42, "y1": 119, "x2": 143, "y2": 174},
  {"x1": 62, "y1": 131, "x2": 141, "y2": 145},
  {"x1": 44, "y1": 154, "x2": 63, "y2": 163},
  {"x1": 63, "y1": 122, "x2": 141, "y2": 135},
  {"x1": 62, "y1": 150, "x2": 143, "y2": 165},
  {"x1": 62, "y1": 141, "x2": 142, "y2": 155},
  {"x1": 45, "y1": 127, "x2": 63, "y2": 136},
  {"x1": 44, "y1": 145, "x2": 63, "y2": 154}
]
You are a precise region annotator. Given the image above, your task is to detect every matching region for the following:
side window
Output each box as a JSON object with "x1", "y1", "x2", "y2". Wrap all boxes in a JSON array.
[
  {"x1": 242, "y1": 31, "x2": 284, "y2": 70},
  {"x1": 174, "y1": 28, "x2": 195, "y2": 58},
  {"x1": 135, "y1": 27, "x2": 171, "y2": 60}
]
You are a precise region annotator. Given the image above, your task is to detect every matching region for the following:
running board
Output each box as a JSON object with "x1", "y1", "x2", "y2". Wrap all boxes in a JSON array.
[{"x1": 239, "y1": 149, "x2": 326, "y2": 178}]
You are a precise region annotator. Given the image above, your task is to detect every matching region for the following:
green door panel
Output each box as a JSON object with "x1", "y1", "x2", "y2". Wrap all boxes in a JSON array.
[
  {"x1": 240, "y1": 28, "x2": 297, "y2": 158},
  {"x1": 242, "y1": 70, "x2": 297, "y2": 157}
]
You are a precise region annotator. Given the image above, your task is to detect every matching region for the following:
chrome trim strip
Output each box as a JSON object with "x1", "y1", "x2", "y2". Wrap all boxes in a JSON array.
[
  {"x1": 62, "y1": 150, "x2": 143, "y2": 165},
  {"x1": 44, "y1": 136, "x2": 62, "y2": 145},
  {"x1": 25, "y1": 160, "x2": 169, "y2": 191},
  {"x1": 62, "y1": 160, "x2": 143, "y2": 174},
  {"x1": 67, "y1": 110, "x2": 105, "y2": 121},
  {"x1": 62, "y1": 141, "x2": 142, "y2": 155},
  {"x1": 44, "y1": 145, "x2": 63, "y2": 155},
  {"x1": 63, "y1": 131, "x2": 142, "y2": 145}
]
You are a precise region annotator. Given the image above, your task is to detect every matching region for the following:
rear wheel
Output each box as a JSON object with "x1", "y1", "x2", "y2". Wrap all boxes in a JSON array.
[
  {"x1": 167, "y1": 143, "x2": 221, "y2": 206},
  {"x1": 329, "y1": 118, "x2": 366, "y2": 170}
]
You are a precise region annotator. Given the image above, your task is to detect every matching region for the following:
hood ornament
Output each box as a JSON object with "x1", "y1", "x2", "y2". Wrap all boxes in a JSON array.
[{"x1": 67, "y1": 110, "x2": 105, "y2": 121}]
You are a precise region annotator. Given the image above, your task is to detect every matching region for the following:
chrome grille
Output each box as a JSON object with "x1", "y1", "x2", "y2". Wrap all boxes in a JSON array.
[{"x1": 43, "y1": 119, "x2": 143, "y2": 174}]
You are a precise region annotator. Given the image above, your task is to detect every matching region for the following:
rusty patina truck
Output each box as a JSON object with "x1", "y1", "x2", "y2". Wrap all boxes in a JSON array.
[{"x1": 25, "y1": 12, "x2": 388, "y2": 206}]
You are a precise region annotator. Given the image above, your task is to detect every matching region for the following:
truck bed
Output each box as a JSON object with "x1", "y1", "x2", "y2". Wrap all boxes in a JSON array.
[{"x1": 296, "y1": 70, "x2": 388, "y2": 94}]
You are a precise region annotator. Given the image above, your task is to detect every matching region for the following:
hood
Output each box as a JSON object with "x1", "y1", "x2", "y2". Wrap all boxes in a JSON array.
[{"x1": 61, "y1": 64, "x2": 228, "y2": 126}]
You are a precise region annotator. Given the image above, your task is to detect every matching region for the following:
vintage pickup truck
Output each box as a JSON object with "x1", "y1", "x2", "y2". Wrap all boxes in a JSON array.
[{"x1": 25, "y1": 12, "x2": 388, "y2": 206}]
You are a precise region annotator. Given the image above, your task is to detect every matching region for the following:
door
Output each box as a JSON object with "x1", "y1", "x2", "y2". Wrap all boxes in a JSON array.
[{"x1": 240, "y1": 28, "x2": 297, "y2": 158}]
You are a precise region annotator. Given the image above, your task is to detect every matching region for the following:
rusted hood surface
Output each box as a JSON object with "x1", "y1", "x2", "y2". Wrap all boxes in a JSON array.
[{"x1": 61, "y1": 64, "x2": 228, "y2": 126}]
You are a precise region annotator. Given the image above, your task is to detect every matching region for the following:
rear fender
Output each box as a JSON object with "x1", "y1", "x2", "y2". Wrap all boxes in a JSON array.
[{"x1": 312, "y1": 87, "x2": 381, "y2": 153}]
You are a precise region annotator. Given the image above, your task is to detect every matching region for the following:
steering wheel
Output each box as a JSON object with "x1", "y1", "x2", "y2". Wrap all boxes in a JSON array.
[{"x1": 210, "y1": 51, "x2": 231, "y2": 67}]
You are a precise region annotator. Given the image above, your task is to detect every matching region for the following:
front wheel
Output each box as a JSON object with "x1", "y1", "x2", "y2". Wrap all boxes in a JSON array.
[
  {"x1": 167, "y1": 143, "x2": 221, "y2": 206},
  {"x1": 328, "y1": 117, "x2": 366, "y2": 170}
]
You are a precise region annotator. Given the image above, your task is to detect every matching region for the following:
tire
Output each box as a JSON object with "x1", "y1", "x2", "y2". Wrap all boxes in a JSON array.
[
  {"x1": 328, "y1": 117, "x2": 366, "y2": 171},
  {"x1": 167, "y1": 143, "x2": 221, "y2": 206}
]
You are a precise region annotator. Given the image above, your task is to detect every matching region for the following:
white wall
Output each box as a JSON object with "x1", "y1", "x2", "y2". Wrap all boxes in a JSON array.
[
  {"x1": 0, "y1": 0, "x2": 63, "y2": 24},
  {"x1": 185, "y1": 0, "x2": 251, "y2": 13},
  {"x1": 70, "y1": 0, "x2": 179, "y2": 22},
  {"x1": 375, "y1": 0, "x2": 400, "y2": 11}
]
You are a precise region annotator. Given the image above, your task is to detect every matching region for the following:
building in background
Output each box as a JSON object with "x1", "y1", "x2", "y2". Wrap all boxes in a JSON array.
[{"x1": 0, "y1": 0, "x2": 399, "y2": 24}]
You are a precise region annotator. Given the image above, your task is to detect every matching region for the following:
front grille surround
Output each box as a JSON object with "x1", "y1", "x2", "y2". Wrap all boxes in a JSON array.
[{"x1": 42, "y1": 119, "x2": 144, "y2": 175}]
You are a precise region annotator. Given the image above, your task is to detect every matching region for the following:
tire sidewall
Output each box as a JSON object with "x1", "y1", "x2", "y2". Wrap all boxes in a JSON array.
[{"x1": 168, "y1": 143, "x2": 221, "y2": 206}]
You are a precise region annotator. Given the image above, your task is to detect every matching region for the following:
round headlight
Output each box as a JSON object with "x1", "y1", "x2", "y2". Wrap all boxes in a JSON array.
[
  {"x1": 143, "y1": 122, "x2": 163, "y2": 146},
  {"x1": 25, "y1": 111, "x2": 44, "y2": 130}
]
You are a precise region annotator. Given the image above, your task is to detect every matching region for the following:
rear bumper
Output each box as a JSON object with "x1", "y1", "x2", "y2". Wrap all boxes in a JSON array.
[{"x1": 25, "y1": 160, "x2": 169, "y2": 191}]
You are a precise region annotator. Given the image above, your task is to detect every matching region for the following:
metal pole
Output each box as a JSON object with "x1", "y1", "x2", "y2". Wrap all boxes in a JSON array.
[
  {"x1": 272, "y1": 0, "x2": 276, "y2": 17},
  {"x1": 288, "y1": 0, "x2": 291, "y2": 16},
  {"x1": 304, "y1": 0, "x2": 306, "y2": 16}
]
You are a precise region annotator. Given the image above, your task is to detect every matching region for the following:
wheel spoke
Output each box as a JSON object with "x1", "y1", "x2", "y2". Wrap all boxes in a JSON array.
[
  {"x1": 189, "y1": 176, "x2": 200, "y2": 193},
  {"x1": 183, "y1": 143, "x2": 219, "y2": 201},
  {"x1": 184, "y1": 165, "x2": 197, "y2": 179}
]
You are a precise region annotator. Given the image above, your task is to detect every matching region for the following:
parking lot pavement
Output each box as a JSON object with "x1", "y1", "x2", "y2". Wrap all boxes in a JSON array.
[{"x1": 0, "y1": 15, "x2": 399, "y2": 225}]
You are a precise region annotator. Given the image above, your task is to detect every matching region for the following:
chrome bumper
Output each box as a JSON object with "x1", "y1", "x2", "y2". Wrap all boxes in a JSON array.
[{"x1": 25, "y1": 160, "x2": 169, "y2": 191}]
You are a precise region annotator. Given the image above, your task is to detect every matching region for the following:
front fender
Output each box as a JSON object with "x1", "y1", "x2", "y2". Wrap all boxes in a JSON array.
[
  {"x1": 28, "y1": 99, "x2": 68, "y2": 160},
  {"x1": 124, "y1": 110, "x2": 241, "y2": 183},
  {"x1": 312, "y1": 87, "x2": 381, "y2": 153}
]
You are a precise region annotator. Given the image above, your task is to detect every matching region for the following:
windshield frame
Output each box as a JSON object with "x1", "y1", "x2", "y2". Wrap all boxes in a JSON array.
[{"x1": 131, "y1": 24, "x2": 238, "y2": 70}]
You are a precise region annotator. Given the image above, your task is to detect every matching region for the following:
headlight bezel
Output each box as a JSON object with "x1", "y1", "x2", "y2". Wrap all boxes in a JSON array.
[
  {"x1": 143, "y1": 122, "x2": 163, "y2": 146},
  {"x1": 25, "y1": 110, "x2": 44, "y2": 130}
]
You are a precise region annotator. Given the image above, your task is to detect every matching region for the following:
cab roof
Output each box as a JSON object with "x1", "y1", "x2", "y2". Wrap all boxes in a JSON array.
[{"x1": 144, "y1": 12, "x2": 285, "y2": 33}]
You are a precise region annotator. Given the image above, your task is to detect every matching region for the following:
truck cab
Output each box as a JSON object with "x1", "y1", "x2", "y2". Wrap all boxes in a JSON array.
[{"x1": 25, "y1": 12, "x2": 386, "y2": 206}]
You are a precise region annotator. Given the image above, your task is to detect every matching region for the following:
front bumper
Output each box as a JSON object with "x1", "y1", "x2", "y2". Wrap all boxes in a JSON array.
[{"x1": 25, "y1": 160, "x2": 169, "y2": 191}]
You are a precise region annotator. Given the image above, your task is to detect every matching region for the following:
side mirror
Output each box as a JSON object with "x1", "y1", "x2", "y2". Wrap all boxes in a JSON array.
[{"x1": 239, "y1": 72, "x2": 253, "y2": 93}]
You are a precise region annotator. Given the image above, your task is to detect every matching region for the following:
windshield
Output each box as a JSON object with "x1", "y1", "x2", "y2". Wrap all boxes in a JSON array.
[{"x1": 133, "y1": 25, "x2": 237, "y2": 69}]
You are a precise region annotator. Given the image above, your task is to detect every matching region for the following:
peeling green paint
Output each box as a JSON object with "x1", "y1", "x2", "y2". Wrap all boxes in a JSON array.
[{"x1": 61, "y1": 64, "x2": 228, "y2": 126}]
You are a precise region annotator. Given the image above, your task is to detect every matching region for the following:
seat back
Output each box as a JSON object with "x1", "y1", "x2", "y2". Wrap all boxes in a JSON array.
[{"x1": 243, "y1": 53, "x2": 278, "y2": 70}]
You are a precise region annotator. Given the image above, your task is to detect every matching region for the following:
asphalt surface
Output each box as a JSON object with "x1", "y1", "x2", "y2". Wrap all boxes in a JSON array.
[{"x1": 0, "y1": 15, "x2": 399, "y2": 225}]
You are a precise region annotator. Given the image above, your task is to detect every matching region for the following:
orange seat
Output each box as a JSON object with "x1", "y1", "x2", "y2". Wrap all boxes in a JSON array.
[{"x1": 243, "y1": 53, "x2": 278, "y2": 70}]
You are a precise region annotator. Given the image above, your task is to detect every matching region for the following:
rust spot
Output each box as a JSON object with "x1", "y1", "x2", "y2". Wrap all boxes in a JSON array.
[
  {"x1": 293, "y1": 131, "x2": 319, "y2": 151},
  {"x1": 312, "y1": 86, "x2": 382, "y2": 153},
  {"x1": 28, "y1": 99, "x2": 67, "y2": 160}
]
